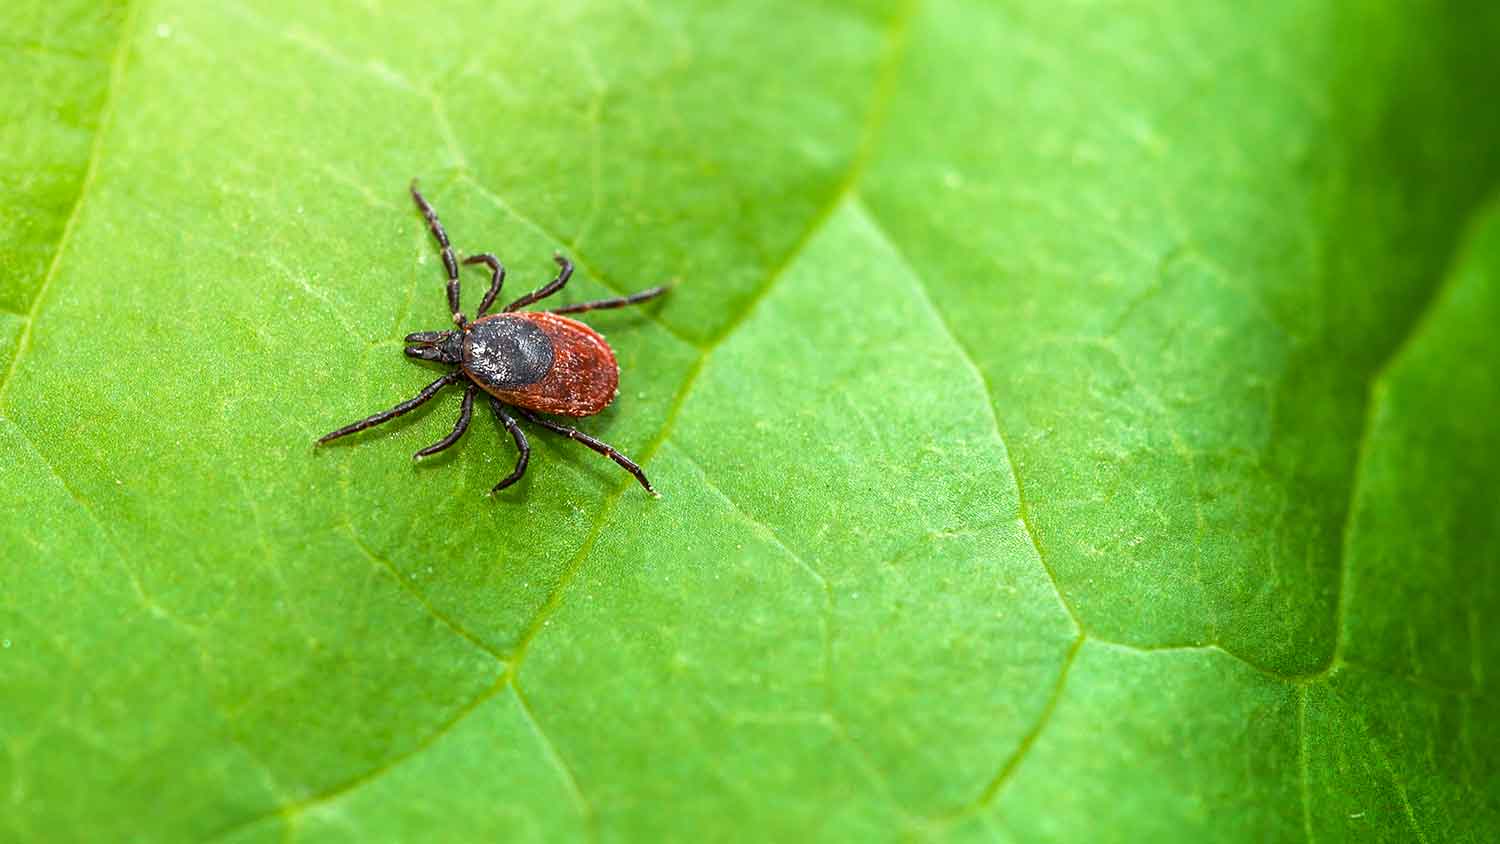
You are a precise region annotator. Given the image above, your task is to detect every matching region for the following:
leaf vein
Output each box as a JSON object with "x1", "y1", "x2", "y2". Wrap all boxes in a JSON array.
[
  {"x1": 0, "y1": 0, "x2": 140, "y2": 406},
  {"x1": 971, "y1": 635, "x2": 1084, "y2": 811},
  {"x1": 853, "y1": 199, "x2": 1083, "y2": 637},
  {"x1": 1297, "y1": 685, "x2": 1315, "y2": 843},
  {"x1": 1368, "y1": 728, "x2": 1430, "y2": 844},
  {"x1": 675, "y1": 454, "x2": 920, "y2": 811},
  {"x1": 221, "y1": 0, "x2": 420, "y2": 95},
  {"x1": 677, "y1": 446, "x2": 836, "y2": 702},
  {"x1": 202, "y1": 675, "x2": 511, "y2": 843},
  {"x1": 2, "y1": 419, "x2": 186, "y2": 629},
  {"x1": 1326, "y1": 194, "x2": 1496, "y2": 675},
  {"x1": 512, "y1": 681, "x2": 594, "y2": 833},
  {"x1": 343, "y1": 524, "x2": 508, "y2": 664}
]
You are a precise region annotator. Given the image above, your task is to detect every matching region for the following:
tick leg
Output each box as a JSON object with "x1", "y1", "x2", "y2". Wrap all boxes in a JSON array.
[
  {"x1": 463, "y1": 253, "x2": 506, "y2": 316},
  {"x1": 413, "y1": 383, "x2": 476, "y2": 460},
  {"x1": 316, "y1": 371, "x2": 464, "y2": 444},
  {"x1": 504, "y1": 254, "x2": 573, "y2": 312},
  {"x1": 513, "y1": 407, "x2": 658, "y2": 497},
  {"x1": 410, "y1": 180, "x2": 466, "y2": 328},
  {"x1": 488, "y1": 397, "x2": 531, "y2": 493},
  {"x1": 550, "y1": 285, "x2": 670, "y2": 315}
]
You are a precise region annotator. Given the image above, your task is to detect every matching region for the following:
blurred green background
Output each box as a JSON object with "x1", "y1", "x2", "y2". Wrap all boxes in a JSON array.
[{"x1": 3, "y1": 1, "x2": 1498, "y2": 841}]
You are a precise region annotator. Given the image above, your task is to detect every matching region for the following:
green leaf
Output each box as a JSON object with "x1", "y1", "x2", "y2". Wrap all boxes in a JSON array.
[{"x1": 3, "y1": 0, "x2": 1497, "y2": 841}]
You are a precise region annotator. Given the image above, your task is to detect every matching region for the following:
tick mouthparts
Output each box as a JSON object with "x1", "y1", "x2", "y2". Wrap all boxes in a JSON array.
[
  {"x1": 404, "y1": 344, "x2": 446, "y2": 361},
  {"x1": 404, "y1": 330, "x2": 446, "y2": 345},
  {"x1": 404, "y1": 330, "x2": 447, "y2": 359},
  {"x1": 402, "y1": 329, "x2": 462, "y2": 363}
]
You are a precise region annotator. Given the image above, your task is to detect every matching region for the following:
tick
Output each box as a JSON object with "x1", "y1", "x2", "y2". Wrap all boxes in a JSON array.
[{"x1": 316, "y1": 181, "x2": 668, "y2": 497}]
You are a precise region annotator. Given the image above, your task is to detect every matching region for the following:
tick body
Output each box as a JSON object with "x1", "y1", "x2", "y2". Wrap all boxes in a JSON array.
[
  {"x1": 463, "y1": 312, "x2": 618, "y2": 416},
  {"x1": 317, "y1": 180, "x2": 668, "y2": 497}
]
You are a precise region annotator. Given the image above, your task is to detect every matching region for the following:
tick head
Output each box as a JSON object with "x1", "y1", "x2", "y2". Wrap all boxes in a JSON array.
[{"x1": 404, "y1": 329, "x2": 462, "y2": 364}]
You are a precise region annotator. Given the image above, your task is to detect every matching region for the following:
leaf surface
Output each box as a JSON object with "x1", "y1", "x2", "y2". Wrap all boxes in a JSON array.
[{"x1": 3, "y1": 1, "x2": 1497, "y2": 841}]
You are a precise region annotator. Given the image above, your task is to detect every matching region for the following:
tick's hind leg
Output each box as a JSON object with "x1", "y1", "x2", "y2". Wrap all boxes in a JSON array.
[
  {"x1": 550, "y1": 284, "x2": 670, "y2": 315},
  {"x1": 410, "y1": 180, "x2": 466, "y2": 328},
  {"x1": 513, "y1": 407, "x2": 658, "y2": 497},
  {"x1": 316, "y1": 371, "x2": 464, "y2": 444},
  {"x1": 463, "y1": 254, "x2": 506, "y2": 316},
  {"x1": 504, "y1": 254, "x2": 573, "y2": 312},
  {"x1": 488, "y1": 397, "x2": 531, "y2": 493},
  {"x1": 413, "y1": 383, "x2": 476, "y2": 460}
]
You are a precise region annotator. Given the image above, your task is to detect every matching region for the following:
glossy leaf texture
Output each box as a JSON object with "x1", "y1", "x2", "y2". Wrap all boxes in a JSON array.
[{"x1": 3, "y1": 1, "x2": 1497, "y2": 841}]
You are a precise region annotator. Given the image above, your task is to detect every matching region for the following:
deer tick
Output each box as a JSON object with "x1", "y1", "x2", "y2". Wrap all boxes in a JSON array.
[{"x1": 316, "y1": 181, "x2": 668, "y2": 497}]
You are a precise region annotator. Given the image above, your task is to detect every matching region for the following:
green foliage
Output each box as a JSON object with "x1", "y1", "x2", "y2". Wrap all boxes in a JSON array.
[{"x1": 3, "y1": 0, "x2": 1497, "y2": 841}]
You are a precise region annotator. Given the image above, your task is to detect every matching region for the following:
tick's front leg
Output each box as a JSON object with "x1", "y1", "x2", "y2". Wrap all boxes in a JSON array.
[
  {"x1": 504, "y1": 254, "x2": 574, "y2": 312},
  {"x1": 464, "y1": 253, "x2": 507, "y2": 316},
  {"x1": 410, "y1": 180, "x2": 467, "y2": 328}
]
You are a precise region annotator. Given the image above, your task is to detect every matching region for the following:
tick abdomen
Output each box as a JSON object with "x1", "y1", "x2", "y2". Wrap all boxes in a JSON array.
[{"x1": 463, "y1": 312, "x2": 619, "y2": 416}]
